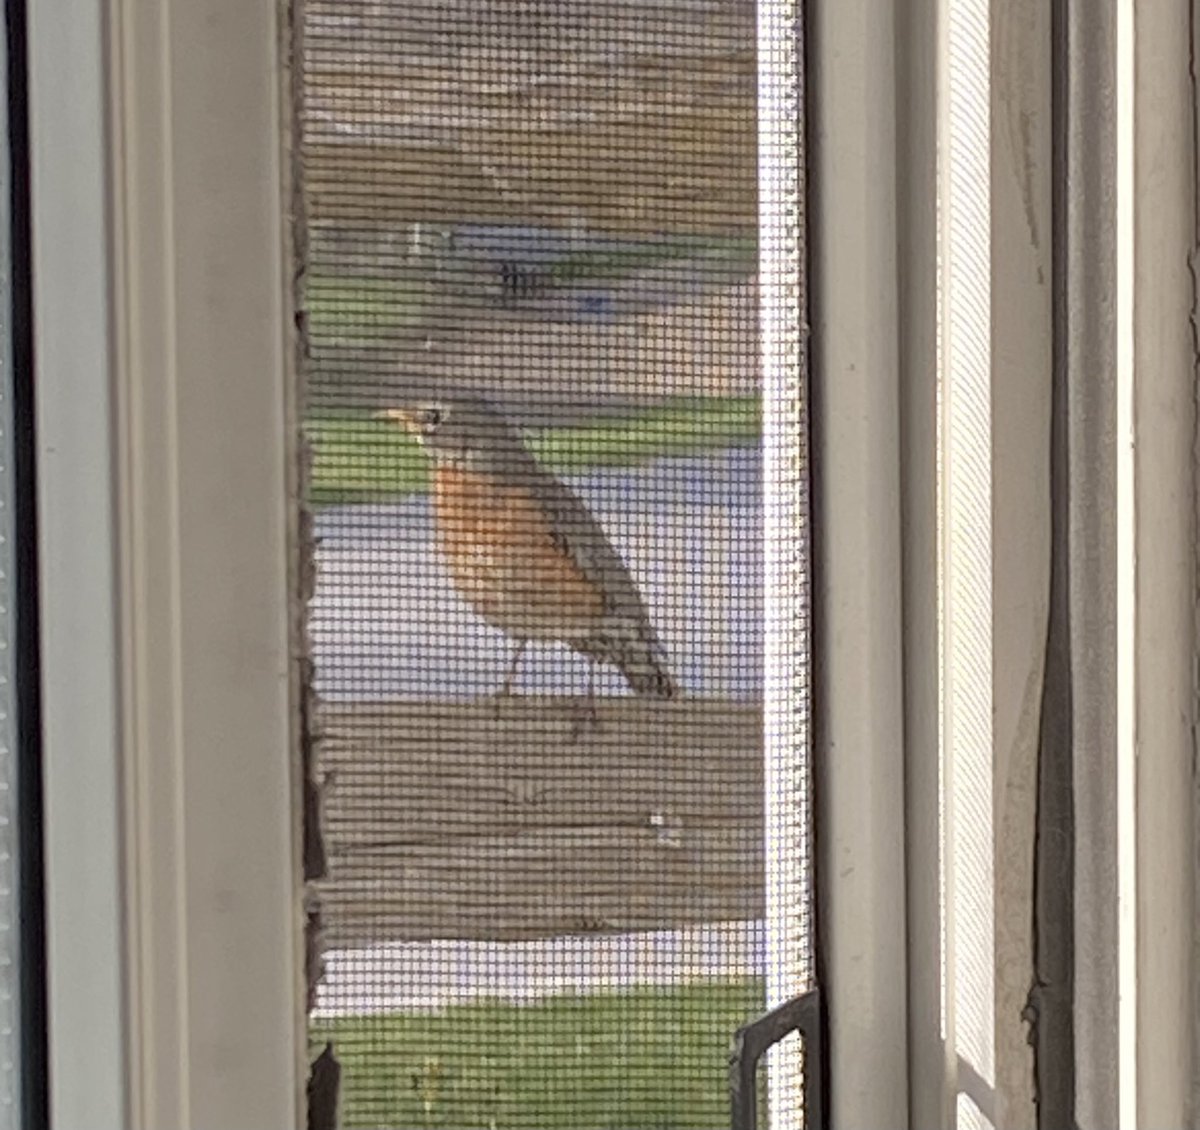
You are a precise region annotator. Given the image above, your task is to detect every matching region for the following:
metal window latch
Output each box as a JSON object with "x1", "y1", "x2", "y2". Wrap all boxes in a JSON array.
[{"x1": 729, "y1": 987, "x2": 825, "y2": 1130}]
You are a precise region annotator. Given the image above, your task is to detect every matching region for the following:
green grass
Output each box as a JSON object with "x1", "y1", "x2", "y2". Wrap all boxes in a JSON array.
[
  {"x1": 545, "y1": 233, "x2": 757, "y2": 285},
  {"x1": 305, "y1": 394, "x2": 761, "y2": 506},
  {"x1": 311, "y1": 978, "x2": 765, "y2": 1129},
  {"x1": 307, "y1": 274, "x2": 438, "y2": 342}
]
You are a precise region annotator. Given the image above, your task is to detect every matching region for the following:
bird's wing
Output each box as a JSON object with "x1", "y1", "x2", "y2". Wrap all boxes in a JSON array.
[{"x1": 530, "y1": 469, "x2": 657, "y2": 629}]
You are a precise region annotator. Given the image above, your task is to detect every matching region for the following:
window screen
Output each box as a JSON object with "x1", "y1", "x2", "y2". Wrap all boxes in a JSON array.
[{"x1": 294, "y1": 2, "x2": 812, "y2": 1126}]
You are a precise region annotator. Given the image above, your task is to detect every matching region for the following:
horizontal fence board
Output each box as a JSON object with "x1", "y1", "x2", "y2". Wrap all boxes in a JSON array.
[
  {"x1": 302, "y1": 1, "x2": 757, "y2": 235},
  {"x1": 317, "y1": 697, "x2": 764, "y2": 944}
]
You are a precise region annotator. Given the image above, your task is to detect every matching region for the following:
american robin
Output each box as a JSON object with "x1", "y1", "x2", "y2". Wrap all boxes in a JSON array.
[{"x1": 382, "y1": 396, "x2": 678, "y2": 702}]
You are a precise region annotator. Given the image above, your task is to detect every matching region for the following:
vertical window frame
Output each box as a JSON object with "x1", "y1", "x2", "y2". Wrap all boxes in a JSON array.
[{"x1": 30, "y1": 0, "x2": 303, "y2": 1126}]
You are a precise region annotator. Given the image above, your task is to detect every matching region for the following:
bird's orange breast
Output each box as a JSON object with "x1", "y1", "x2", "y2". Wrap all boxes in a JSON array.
[{"x1": 431, "y1": 464, "x2": 605, "y2": 637}]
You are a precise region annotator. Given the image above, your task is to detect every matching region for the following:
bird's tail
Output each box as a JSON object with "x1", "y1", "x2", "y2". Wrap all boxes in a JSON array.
[
  {"x1": 620, "y1": 652, "x2": 678, "y2": 698},
  {"x1": 581, "y1": 626, "x2": 678, "y2": 699}
]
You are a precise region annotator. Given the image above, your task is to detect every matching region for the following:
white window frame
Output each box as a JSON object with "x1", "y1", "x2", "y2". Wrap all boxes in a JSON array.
[
  {"x1": 808, "y1": 0, "x2": 910, "y2": 1124},
  {"x1": 25, "y1": 0, "x2": 1199, "y2": 1126},
  {"x1": 1117, "y1": 0, "x2": 1196, "y2": 1122},
  {"x1": 818, "y1": 0, "x2": 1197, "y2": 1126},
  {"x1": 30, "y1": 0, "x2": 301, "y2": 1127}
]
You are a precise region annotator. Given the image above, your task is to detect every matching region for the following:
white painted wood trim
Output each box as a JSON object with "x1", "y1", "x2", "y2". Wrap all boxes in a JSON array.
[
  {"x1": 810, "y1": 1, "x2": 910, "y2": 1123},
  {"x1": 1123, "y1": 0, "x2": 1196, "y2": 1122},
  {"x1": 900, "y1": 0, "x2": 1052, "y2": 1126},
  {"x1": 29, "y1": 1, "x2": 129, "y2": 1125},
  {"x1": 33, "y1": 0, "x2": 303, "y2": 1125}
]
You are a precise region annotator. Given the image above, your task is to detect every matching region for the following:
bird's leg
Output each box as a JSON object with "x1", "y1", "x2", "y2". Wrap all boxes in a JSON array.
[
  {"x1": 490, "y1": 639, "x2": 527, "y2": 718},
  {"x1": 586, "y1": 661, "x2": 598, "y2": 724},
  {"x1": 499, "y1": 639, "x2": 527, "y2": 697},
  {"x1": 567, "y1": 658, "x2": 603, "y2": 742}
]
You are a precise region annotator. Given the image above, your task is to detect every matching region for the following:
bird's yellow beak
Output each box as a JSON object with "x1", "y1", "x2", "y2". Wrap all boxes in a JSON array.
[{"x1": 376, "y1": 407, "x2": 415, "y2": 432}]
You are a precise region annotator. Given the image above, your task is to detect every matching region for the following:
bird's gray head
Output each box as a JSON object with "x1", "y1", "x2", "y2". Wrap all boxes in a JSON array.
[{"x1": 380, "y1": 395, "x2": 531, "y2": 471}]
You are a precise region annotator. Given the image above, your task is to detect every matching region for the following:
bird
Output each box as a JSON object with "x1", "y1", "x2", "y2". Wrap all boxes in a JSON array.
[{"x1": 381, "y1": 395, "x2": 678, "y2": 706}]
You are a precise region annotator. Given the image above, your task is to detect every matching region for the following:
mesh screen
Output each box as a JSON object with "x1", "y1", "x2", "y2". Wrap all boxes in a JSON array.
[{"x1": 296, "y1": 2, "x2": 810, "y2": 1125}]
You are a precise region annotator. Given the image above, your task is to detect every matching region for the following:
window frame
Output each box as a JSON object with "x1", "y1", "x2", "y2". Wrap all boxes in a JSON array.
[
  {"x1": 29, "y1": 1, "x2": 129, "y2": 1123},
  {"x1": 30, "y1": 0, "x2": 302, "y2": 1126},
  {"x1": 886, "y1": 0, "x2": 1199, "y2": 1125},
  {"x1": 25, "y1": 0, "x2": 1200, "y2": 1126},
  {"x1": 808, "y1": 0, "x2": 911, "y2": 1124}
]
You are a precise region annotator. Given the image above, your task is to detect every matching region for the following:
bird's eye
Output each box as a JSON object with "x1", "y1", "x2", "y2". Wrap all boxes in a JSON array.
[{"x1": 423, "y1": 407, "x2": 443, "y2": 429}]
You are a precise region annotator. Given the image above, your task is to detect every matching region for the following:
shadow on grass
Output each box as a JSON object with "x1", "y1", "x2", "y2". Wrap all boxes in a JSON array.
[{"x1": 303, "y1": 233, "x2": 758, "y2": 346}]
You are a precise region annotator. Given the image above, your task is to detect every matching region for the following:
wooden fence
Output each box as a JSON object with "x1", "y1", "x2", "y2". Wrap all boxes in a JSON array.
[
  {"x1": 302, "y1": 1, "x2": 758, "y2": 236},
  {"x1": 315, "y1": 697, "x2": 764, "y2": 946}
]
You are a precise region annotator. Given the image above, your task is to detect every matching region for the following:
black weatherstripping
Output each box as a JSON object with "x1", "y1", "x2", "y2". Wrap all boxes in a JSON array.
[
  {"x1": 1025, "y1": 1, "x2": 1077, "y2": 1127},
  {"x1": 4, "y1": 0, "x2": 47, "y2": 1123}
]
